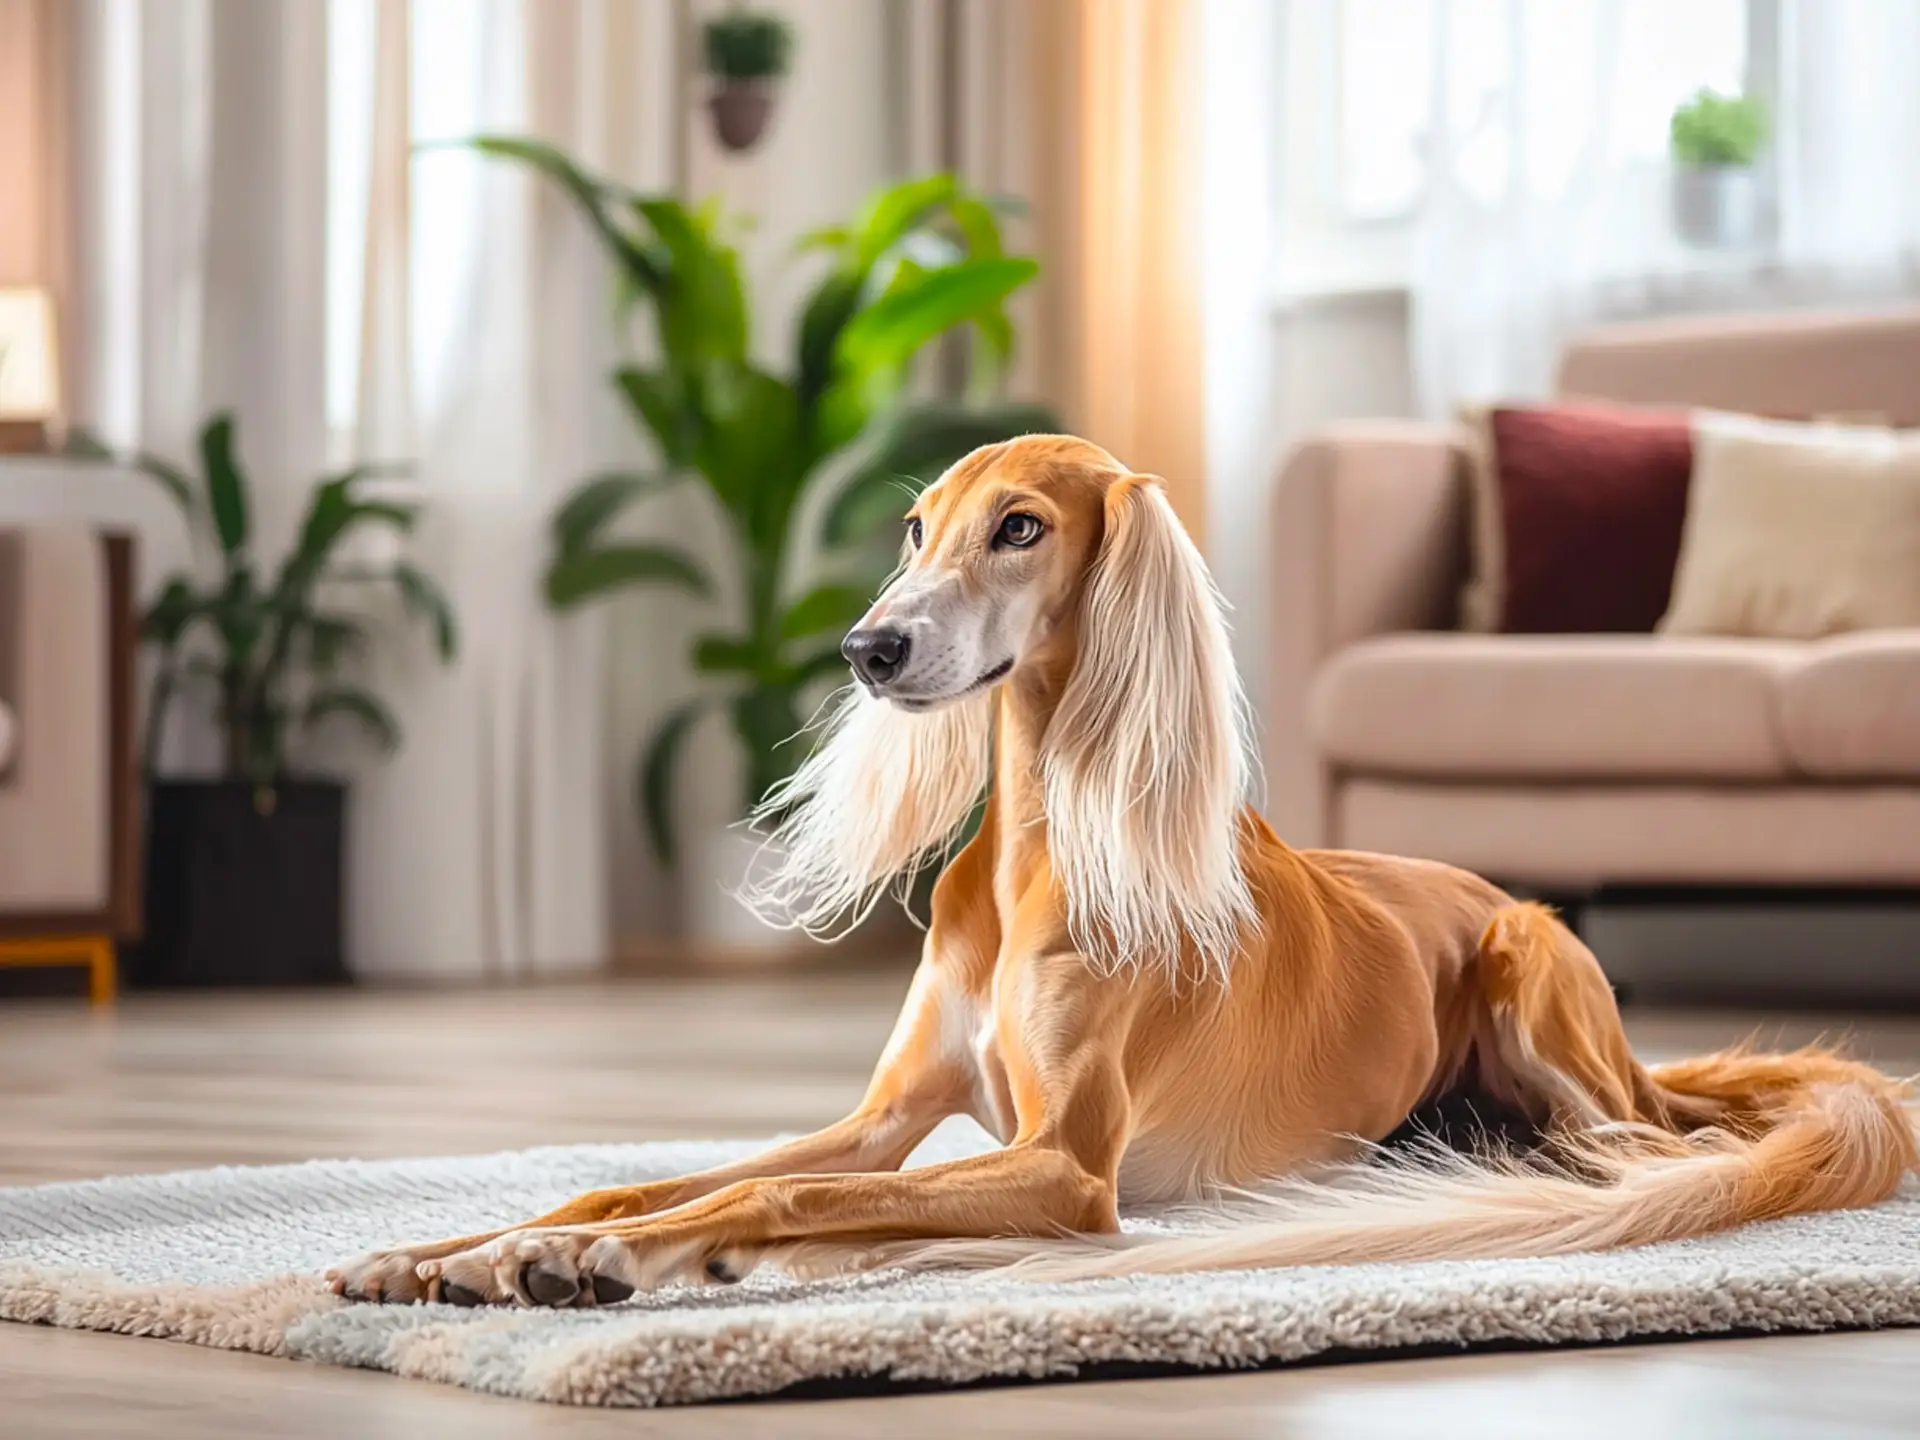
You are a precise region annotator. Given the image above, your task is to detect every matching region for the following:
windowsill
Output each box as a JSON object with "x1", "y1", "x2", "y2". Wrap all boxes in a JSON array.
[
  {"x1": 1575, "y1": 247, "x2": 1920, "y2": 326},
  {"x1": 1266, "y1": 239, "x2": 1917, "y2": 321},
  {"x1": 1269, "y1": 274, "x2": 1409, "y2": 313},
  {"x1": 1269, "y1": 222, "x2": 1415, "y2": 314}
]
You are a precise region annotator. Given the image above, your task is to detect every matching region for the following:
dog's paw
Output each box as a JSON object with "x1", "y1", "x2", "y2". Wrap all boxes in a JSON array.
[
  {"x1": 421, "y1": 1229, "x2": 614, "y2": 1309},
  {"x1": 423, "y1": 1227, "x2": 757, "y2": 1308},
  {"x1": 578, "y1": 1231, "x2": 756, "y2": 1293},
  {"x1": 327, "y1": 1245, "x2": 438, "y2": 1305}
]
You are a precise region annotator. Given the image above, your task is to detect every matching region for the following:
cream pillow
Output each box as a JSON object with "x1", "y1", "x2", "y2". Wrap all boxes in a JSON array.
[{"x1": 1659, "y1": 413, "x2": 1920, "y2": 639}]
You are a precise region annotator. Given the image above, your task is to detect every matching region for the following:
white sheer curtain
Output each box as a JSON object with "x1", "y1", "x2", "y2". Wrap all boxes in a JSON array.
[
  {"x1": 67, "y1": 0, "x2": 316, "y2": 524},
  {"x1": 65, "y1": 0, "x2": 671, "y2": 978},
  {"x1": 334, "y1": 0, "x2": 673, "y2": 980},
  {"x1": 65, "y1": 0, "x2": 327, "y2": 773},
  {"x1": 1409, "y1": 0, "x2": 1920, "y2": 417},
  {"x1": 1775, "y1": 0, "x2": 1920, "y2": 274}
]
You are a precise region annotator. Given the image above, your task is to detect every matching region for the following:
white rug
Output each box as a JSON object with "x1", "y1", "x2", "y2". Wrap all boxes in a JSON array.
[{"x1": 2, "y1": 1119, "x2": 1918, "y2": 1408}]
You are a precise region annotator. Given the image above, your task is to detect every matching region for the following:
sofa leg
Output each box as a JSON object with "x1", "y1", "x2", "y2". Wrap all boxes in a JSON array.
[
  {"x1": 88, "y1": 937, "x2": 118, "y2": 1006},
  {"x1": 0, "y1": 933, "x2": 116, "y2": 1005}
]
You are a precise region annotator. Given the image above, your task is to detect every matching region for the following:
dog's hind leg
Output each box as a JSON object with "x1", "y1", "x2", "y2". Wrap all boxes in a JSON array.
[{"x1": 1472, "y1": 902, "x2": 1714, "y2": 1136}]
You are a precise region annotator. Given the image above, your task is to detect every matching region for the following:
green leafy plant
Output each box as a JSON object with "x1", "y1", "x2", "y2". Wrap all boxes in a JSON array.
[
  {"x1": 1670, "y1": 88, "x2": 1769, "y2": 167},
  {"x1": 130, "y1": 413, "x2": 458, "y2": 783},
  {"x1": 466, "y1": 140, "x2": 1058, "y2": 864},
  {"x1": 703, "y1": 9, "x2": 794, "y2": 83}
]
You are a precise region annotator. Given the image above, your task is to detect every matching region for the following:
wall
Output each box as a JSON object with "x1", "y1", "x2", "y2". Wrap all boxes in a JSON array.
[
  {"x1": 0, "y1": 0, "x2": 65, "y2": 296},
  {"x1": 1211, "y1": 288, "x2": 1418, "y2": 798},
  {"x1": 1257, "y1": 288, "x2": 1416, "y2": 668}
]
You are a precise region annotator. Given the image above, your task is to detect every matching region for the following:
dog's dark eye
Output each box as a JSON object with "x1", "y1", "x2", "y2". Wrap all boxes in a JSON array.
[
  {"x1": 907, "y1": 517, "x2": 924, "y2": 549},
  {"x1": 995, "y1": 512, "x2": 1044, "y2": 549}
]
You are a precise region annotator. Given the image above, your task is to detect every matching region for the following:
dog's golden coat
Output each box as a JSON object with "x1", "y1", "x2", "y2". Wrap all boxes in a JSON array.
[{"x1": 330, "y1": 437, "x2": 1915, "y2": 1308}]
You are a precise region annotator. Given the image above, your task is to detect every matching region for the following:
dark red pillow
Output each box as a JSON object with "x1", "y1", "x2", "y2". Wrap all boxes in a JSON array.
[{"x1": 1486, "y1": 403, "x2": 1694, "y2": 633}]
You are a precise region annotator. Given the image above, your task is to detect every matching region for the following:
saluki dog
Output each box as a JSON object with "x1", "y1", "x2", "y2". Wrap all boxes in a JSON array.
[{"x1": 331, "y1": 435, "x2": 1915, "y2": 1309}]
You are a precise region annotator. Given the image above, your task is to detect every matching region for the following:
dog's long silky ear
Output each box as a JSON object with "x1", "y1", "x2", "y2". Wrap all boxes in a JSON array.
[
  {"x1": 1043, "y1": 476, "x2": 1256, "y2": 981},
  {"x1": 743, "y1": 685, "x2": 994, "y2": 937}
]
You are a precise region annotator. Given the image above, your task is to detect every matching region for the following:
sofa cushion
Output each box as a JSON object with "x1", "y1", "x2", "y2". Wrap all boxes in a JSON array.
[
  {"x1": 1337, "y1": 780, "x2": 1920, "y2": 886},
  {"x1": 1778, "y1": 631, "x2": 1920, "y2": 778},
  {"x1": 0, "y1": 530, "x2": 16, "y2": 782},
  {"x1": 1310, "y1": 634, "x2": 1800, "y2": 780},
  {"x1": 1460, "y1": 402, "x2": 1694, "y2": 635},
  {"x1": 1660, "y1": 412, "x2": 1920, "y2": 638},
  {"x1": 0, "y1": 528, "x2": 110, "y2": 913}
]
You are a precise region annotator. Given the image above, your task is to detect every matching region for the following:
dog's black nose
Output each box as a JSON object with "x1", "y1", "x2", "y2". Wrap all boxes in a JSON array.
[{"x1": 842, "y1": 627, "x2": 910, "y2": 687}]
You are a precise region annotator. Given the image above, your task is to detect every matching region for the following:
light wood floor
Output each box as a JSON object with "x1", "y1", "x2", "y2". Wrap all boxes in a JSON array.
[{"x1": 3, "y1": 973, "x2": 1919, "y2": 1439}]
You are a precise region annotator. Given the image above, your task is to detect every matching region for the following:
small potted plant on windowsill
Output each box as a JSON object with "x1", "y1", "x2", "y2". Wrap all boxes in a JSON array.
[
  {"x1": 125, "y1": 414, "x2": 457, "y2": 986},
  {"x1": 702, "y1": 5, "x2": 793, "y2": 154},
  {"x1": 1670, "y1": 87, "x2": 1769, "y2": 249}
]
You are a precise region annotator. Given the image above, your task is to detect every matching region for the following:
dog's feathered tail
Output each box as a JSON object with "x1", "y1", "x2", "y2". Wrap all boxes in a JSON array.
[{"x1": 861, "y1": 1048, "x2": 1915, "y2": 1281}]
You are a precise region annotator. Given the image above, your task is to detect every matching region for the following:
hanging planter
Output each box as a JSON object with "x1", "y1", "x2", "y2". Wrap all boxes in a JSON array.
[{"x1": 702, "y1": 8, "x2": 793, "y2": 155}]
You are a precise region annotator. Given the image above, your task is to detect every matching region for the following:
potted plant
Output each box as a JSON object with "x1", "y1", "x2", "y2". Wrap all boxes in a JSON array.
[
  {"x1": 127, "y1": 414, "x2": 457, "y2": 985},
  {"x1": 467, "y1": 141, "x2": 1056, "y2": 944},
  {"x1": 1670, "y1": 87, "x2": 1769, "y2": 249},
  {"x1": 702, "y1": 6, "x2": 794, "y2": 154}
]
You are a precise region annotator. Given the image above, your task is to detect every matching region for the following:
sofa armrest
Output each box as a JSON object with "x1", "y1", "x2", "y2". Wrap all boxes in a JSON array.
[
  {"x1": 1267, "y1": 421, "x2": 1469, "y2": 846},
  {"x1": 0, "y1": 531, "x2": 16, "y2": 782},
  {"x1": 0, "y1": 528, "x2": 111, "y2": 918}
]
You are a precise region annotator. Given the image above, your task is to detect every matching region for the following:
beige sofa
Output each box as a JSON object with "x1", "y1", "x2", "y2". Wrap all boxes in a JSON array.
[
  {"x1": 0, "y1": 527, "x2": 139, "y2": 1001},
  {"x1": 1268, "y1": 308, "x2": 1920, "y2": 891}
]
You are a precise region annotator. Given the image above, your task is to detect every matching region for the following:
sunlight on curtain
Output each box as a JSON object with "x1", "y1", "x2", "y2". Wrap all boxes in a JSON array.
[{"x1": 1027, "y1": 0, "x2": 1209, "y2": 539}]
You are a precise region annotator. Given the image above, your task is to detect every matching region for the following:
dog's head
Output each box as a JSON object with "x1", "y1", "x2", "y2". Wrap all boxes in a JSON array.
[
  {"x1": 750, "y1": 435, "x2": 1254, "y2": 979},
  {"x1": 837, "y1": 436, "x2": 1119, "y2": 710}
]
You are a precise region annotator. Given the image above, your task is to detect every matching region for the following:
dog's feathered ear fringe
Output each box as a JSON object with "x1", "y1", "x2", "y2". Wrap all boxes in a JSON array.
[
  {"x1": 1042, "y1": 476, "x2": 1257, "y2": 982},
  {"x1": 742, "y1": 685, "x2": 994, "y2": 937}
]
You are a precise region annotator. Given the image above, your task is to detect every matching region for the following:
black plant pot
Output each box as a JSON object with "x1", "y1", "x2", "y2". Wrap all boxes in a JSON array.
[{"x1": 132, "y1": 779, "x2": 348, "y2": 988}]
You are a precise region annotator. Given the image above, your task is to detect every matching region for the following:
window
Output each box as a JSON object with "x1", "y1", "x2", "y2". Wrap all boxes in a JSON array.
[{"x1": 1277, "y1": 0, "x2": 1767, "y2": 297}]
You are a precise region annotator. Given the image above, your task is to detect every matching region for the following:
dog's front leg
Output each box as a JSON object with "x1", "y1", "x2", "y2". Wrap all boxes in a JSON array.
[
  {"x1": 433, "y1": 965, "x2": 1135, "y2": 1305},
  {"x1": 331, "y1": 1108, "x2": 947, "y2": 1305},
  {"x1": 475, "y1": 1142, "x2": 1121, "y2": 1302},
  {"x1": 330, "y1": 959, "x2": 972, "y2": 1304}
]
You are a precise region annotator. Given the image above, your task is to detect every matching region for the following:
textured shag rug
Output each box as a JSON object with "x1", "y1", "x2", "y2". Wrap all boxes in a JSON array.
[{"x1": 2, "y1": 1119, "x2": 1918, "y2": 1408}]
